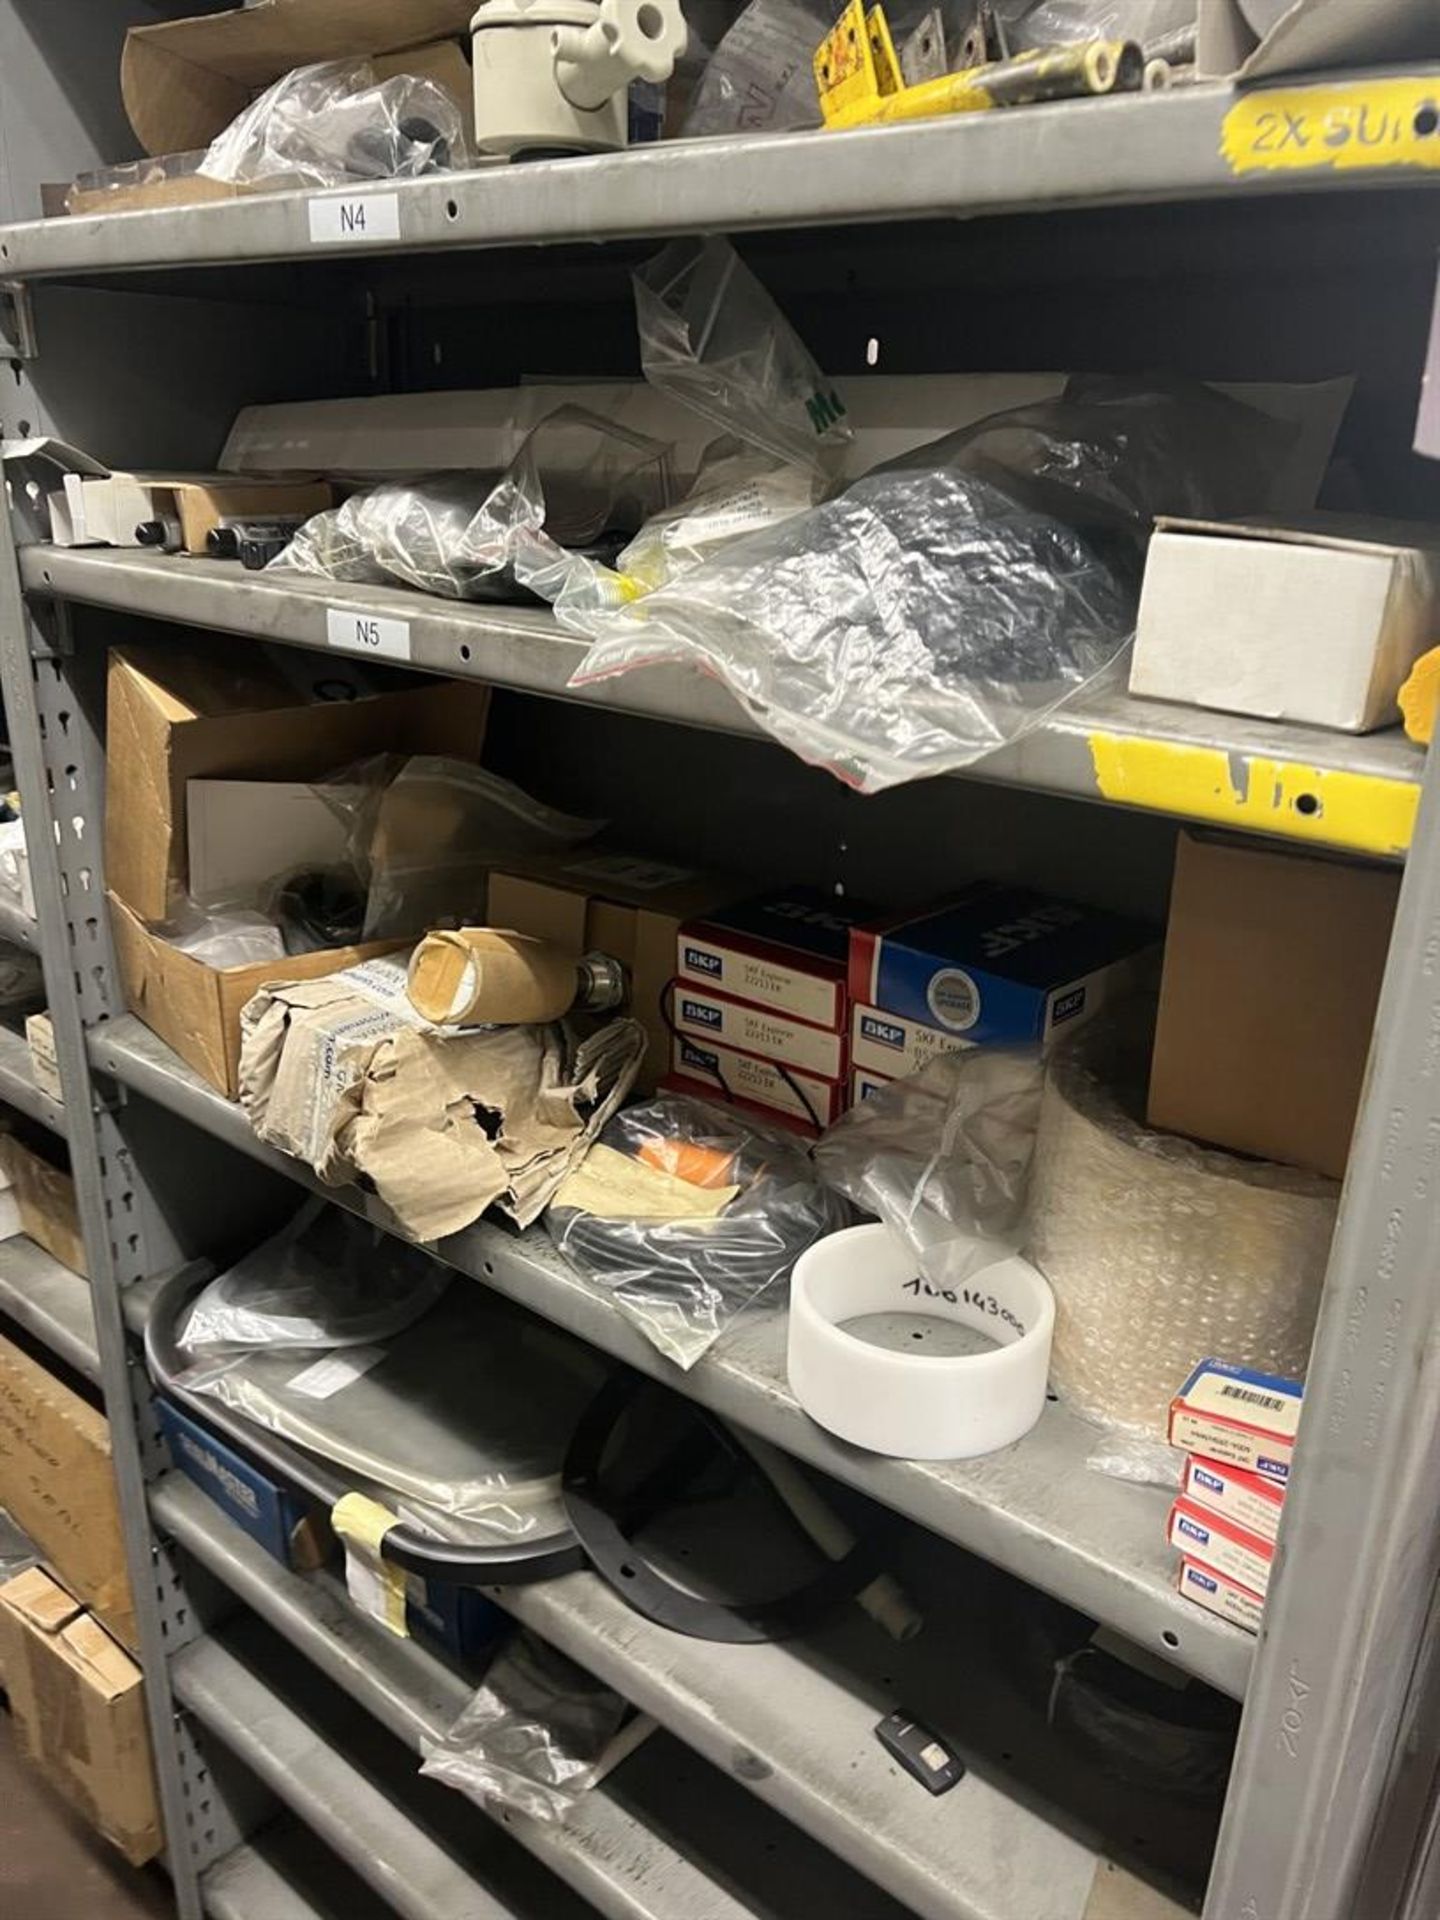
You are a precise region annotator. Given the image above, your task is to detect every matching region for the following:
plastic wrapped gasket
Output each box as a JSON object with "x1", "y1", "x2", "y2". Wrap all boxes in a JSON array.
[{"x1": 547, "y1": 1093, "x2": 850, "y2": 1368}]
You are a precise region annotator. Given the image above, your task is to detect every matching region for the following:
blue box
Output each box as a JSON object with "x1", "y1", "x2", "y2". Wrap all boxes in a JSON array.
[{"x1": 849, "y1": 886, "x2": 1156, "y2": 1044}]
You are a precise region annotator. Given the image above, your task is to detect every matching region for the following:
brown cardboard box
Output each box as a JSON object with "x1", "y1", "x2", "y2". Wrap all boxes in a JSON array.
[
  {"x1": 105, "y1": 646, "x2": 490, "y2": 924},
  {"x1": 0, "y1": 1568, "x2": 162, "y2": 1865},
  {"x1": 487, "y1": 849, "x2": 743, "y2": 1091},
  {"x1": 121, "y1": 1, "x2": 477, "y2": 155},
  {"x1": 1148, "y1": 833, "x2": 1400, "y2": 1180},
  {"x1": 0, "y1": 1334, "x2": 137, "y2": 1648},
  {"x1": 1, "y1": 1136, "x2": 87, "y2": 1276},
  {"x1": 110, "y1": 893, "x2": 405, "y2": 1099}
]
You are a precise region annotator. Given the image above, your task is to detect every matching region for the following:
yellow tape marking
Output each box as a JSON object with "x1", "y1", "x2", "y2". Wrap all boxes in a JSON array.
[
  {"x1": 1223, "y1": 77, "x2": 1440, "y2": 177},
  {"x1": 1087, "y1": 733, "x2": 1418, "y2": 858},
  {"x1": 332, "y1": 1492, "x2": 409, "y2": 1637}
]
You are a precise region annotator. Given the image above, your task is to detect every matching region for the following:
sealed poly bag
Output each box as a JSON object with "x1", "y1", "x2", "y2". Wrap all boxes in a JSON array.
[
  {"x1": 179, "y1": 1199, "x2": 450, "y2": 1353},
  {"x1": 635, "y1": 237, "x2": 852, "y2": 474},
  {"x1": 564, "y1": 377, "x2": 1293, "y2": 791},
  {"x1": 814, "y1": 1047, "x2": 1046, "y2": 1295},
  {"x1": 421, "y1": 1631, "x2": 649, "y2": 1821},
  {"x1": 684, "y1": 0, "x2": 837, "y2": 133},
  {"x1": 994, "y1": 0, "x2": 1195, "y2": 50},
  {"x1": 200, "y1": 60, "x2": 467, "y2": 190},
  {"x1": 547, "y1": 1094, "x2": 849, "y2": 1368}
]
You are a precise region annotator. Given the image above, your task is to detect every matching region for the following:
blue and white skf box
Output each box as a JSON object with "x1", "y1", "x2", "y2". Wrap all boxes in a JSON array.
[
  {"x1": 849, "y1": 886, "x2": 1155, "y2": 1043},
  {"x1": 851, "y1": 1003, "x2": 972, "y2": 1078},
  {"x1": 158, "y1": 1398, "x2": 504, "y2": 1663}
]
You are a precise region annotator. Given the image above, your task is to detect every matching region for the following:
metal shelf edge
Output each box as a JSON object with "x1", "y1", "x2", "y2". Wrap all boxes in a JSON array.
[
  {"x1": 0, "y1": 1232, "x2": 97, "y2": 1379},
  {"x1": 0, "y1": 1021, "x2": 66, "y2": 1135}
]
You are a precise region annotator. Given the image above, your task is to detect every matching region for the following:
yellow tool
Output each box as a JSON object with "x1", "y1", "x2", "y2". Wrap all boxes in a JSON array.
[
  {"x1": 814, "y1": 0, "x2": 1142, "y2": 131},
  {"x1": 1398, "y1": 644, "x2": 1440, "y2": 745}
]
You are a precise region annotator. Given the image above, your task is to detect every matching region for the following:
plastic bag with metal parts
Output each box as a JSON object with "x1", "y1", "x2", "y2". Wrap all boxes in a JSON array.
[
  {"x1": 200, "y1": 59, "x2": 469, "y2": 189},
  {"x1": 563, "y1": 376, "x2": 1294, "y2": 792}
]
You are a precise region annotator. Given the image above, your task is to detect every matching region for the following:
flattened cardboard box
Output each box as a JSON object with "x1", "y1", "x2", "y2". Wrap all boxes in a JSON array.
[
  {"x1": 1, "y1": 1135, "x2": 87, "y2": 1277},
  {"x1": 0, "y1": 1333, "x2": 137, "y2": 1648},
  {"x1": 0, "y1": 1567, "x2": 162, "y2": 1864}
]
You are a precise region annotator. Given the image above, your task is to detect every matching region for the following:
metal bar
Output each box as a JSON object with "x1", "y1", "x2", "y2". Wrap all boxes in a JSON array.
[
  {"x1": 109, "y1": 1016, "x2": 1248, "y2": 1698},
  {"x1": 0, "y1": 1020, "x2": 64, "y2": 1133},
  {"x1": 1203, "y1": 733, "x2": 1440, "y2": 1920},
  {"x1": 203, "y1": 1825, "x2": 400, "y2": 1920},
  {"x1": 0, "y1": 1232, "x2": 97, "y2": 1379},
  {"x1": 3, "y1": 81, "x2": 1440, "y2": 280},
  {"x1": 0, "y1": 896, "x2": 40, "y2": 952}
]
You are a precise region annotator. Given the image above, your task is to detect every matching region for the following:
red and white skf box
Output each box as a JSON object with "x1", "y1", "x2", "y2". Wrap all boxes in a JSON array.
[
  {"x1": 672, "y1": 1035, "x2": 845, "y2": 1129},
  {"x1": 672, "y1": 985, "x2": 845, "y2": 1081},
  {"x1": 660, "y1": 1073, "x2": 819, "y2": 1140},
  {"x1": 677, "y1": 888, "x2": 877, "y2": 1030},
  {"x1": 1182, "y1": 1456, "x2": 1284, "y2": 1546},
  {"x1": 1168, "y1": 1359, "x2": 1302, "y2": 1485},
  {"x1": 1177, "y1": 1558, "x2": 1264, "y2": 1637},
  {"x1": 1168, "y1": 1497, "x2": 1273, "y2": 1598}
]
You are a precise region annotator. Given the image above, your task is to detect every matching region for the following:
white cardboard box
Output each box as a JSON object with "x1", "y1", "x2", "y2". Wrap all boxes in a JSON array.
[
  {"x1": 186, "y1": 779, "x2": 356, "y2": 910},
  {"x1": 25, "y1": 1013, "x2": 62, "y2": 1105},
  {"x1": 1131, "y1": 514, "x2": 1440, "y2": 733}
]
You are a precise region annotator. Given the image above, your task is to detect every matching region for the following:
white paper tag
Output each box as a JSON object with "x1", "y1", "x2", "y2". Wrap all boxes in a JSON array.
[
  {"x1": 326, "y1": 607, "x2": 412, "y2": 661},
  {"x1": 308, "y1": 193, "x2": 401, "y2": 245},
  {"x1": 287, "y1": 1346, "x2": 385, "y2": 1401}
]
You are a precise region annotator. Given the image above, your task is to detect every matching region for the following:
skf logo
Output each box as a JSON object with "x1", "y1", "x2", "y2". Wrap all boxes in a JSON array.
[
  {"x1": 981, "y1": 901, "x2": 1083, "y2": 959},
  {"x1": 680, "y1": 1041, "x2": 719, "y2": 1074},
  {"x1": 681, "y1": 1000, "x2": 722, "y2": 1030},
  {"x1": 1195, "y1": 1468, "x2": 1224, "y2": 1494},
  {"x1": 1178, "y1": 1516, "x2": 1208, "y2": 1544},
  {"x1": 1051, "y1": 987, "x2": 1087, "y2": 1025},
  {"x1": 684, "y1": 947, "x2": 723, "y2": 977},
  {"x1": 1186, "y1": 1569, "x2": 1218, "y2": 1594},
  {"x1": 860, "y1": 1014, "x2": 904, "y2": 1050}
]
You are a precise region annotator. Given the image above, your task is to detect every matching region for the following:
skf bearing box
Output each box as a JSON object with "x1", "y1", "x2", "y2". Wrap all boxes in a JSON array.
[
  {"x1": 1182, "y1": 1456, "x2": 1284, "y2": 1545},
  {"x1": 678, "y1": 888, "x2": 880, "y2": 1030},
  {"x1": 852, "y1": 1067, "x2": 892, "y2": 1104},
  {"x1": 851, "y1": 1003, "x2": 972, "y2": 1079},
  {"x1": 661, "y1": 1073, "x2": 820, "y2": 1140},
  {"x1": 1168, "y1": 1497, "x2": 1274, "y2": 1598},
  {"x1": 849, "y1": 886, "x2": 1155, "y2": 1043},
  {"x1": 673, "y1": 1036, "x2": 845, "y2": 1128},
  {"x1": 673, "y1": 986, "x2": 845, "y2": 1081},
  {"x1": 1177, "y1": 1558, "x2": 1264, "y2": 1637},
  {"x1": 1168, "y1": 1360, "x2": 1302, "y2": 1485}
]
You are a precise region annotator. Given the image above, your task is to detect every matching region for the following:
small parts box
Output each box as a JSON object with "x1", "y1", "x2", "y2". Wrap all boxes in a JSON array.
[{"x1": 1168, "y1": 1359, "x2": 1302, "y2": 1485}]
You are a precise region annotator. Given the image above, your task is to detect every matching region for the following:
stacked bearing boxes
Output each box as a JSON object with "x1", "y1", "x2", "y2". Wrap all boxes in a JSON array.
[
  {"x1": 670, "y1": 888, "x2": 879, "y2": 1135},
  {"x1": 1167, "y1": 1359, "x2": 1303, "y2": 1637}
]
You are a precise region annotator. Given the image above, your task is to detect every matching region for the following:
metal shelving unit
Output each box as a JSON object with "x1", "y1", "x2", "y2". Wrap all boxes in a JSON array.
[
  {"x1": 0, "y1": 1020, "x2": 65, "y2": 1133},
  {"x1": 4, "y1": 16, "x2": 1440, "y2": 1920}
]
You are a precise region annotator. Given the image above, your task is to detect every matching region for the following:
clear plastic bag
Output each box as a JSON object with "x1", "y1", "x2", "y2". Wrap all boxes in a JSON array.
[
  {"x1": 994, "y1": 0, "x2": 1195, "y2": 53},
  {"x1": 547, "y1": 1093, "x2": 850, "y2": 1368},
  {"x1": 272, "y1": 409, "x2": 671, "y2": 606},
  {"x1": 421, "y1": 1631, "x2": 648, "y2": 1822},
  {"x1": 0, "y1": 1507, "x2": 38, "y2": 1586},
  {"x1": 564, "y1": 377, "x2": 1294, "y2": 792},
  {"x1": 634, "y1": 237, "x2": 852, "y2": 474},
  {"x1": 200, "y1": 59, "x2": 468, "y2": 190},
  {"x1": 683, "y1": 0, "x2": 837, "y2": 134},
  {"x1": 179, "y1": 1199, "x2": 451, "y2": 1353},
  {"x1": 814, "y1": 1047, "x2": 1046, "y2": 1294},
  {"x1": 169, "y1": 902, "x2": 287, "y2": 969}
]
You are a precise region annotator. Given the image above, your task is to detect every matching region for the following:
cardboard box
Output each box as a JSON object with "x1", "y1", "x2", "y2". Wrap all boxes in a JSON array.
[
  {"x1": 55, "y1": 474, "x2": 331, "y2": 554},
  {"x1": 672, "y1": 986, "x2": 846, "y2": 1082},
  {"x1": 105, "y1": 645, "x2": 490, "y2": 924},
  {"x1": 110, "y1": 892, "x2": 402, "y2": 1100},
  {"x1": 1176, "y1": 1557, "x2": 1264, "y2": 1637},
  {"x1": 121, "y1": 1, "x2": 477, "y2": 156},
  {"x1": 671, "y1": 1035, "x2": 845, "y2": 1129},
  {"x1": 24, "y1": 1013, "x2": 63, "y2": 1105},
  {"x1": 676, "y1": 888, "x2": 879, "y2": 1030},
  {"x1": 850, "y1": 1003, "x2": 972, "y2": 1079},
  {"x1": 850, "y1": 886, "x2": 1154, "y2": 1046},
  {"x1": 1149, "y1": 833, "x2": 1398, "y2": 1179},
  {"x1": 1, "y1": 1136, "x2": 86, "y2": 1277},
  {"x1": 0, "y1": 1334, "x2": 136, "y2": 1647},
  {"x1": 1182, "y1": 1455, "x2": 1285, "y2": 1547},
  {"x1": 187, "y1": 777, "x2": 355, "y2": 909},
  {"x1": 1131, "y1": 515, "x2": 1440, "y2": 733},
  {"x1": 0, "y1": 1568, "x2": 163, "y2": 1864},
  {"x1": 1169, "y1": 1498, "x2": 1273, "y2": 1599},
  {"x1": 488, "y1": 848, "x2": 742, "y2": 1092},
  {"x1": 1168, "y1": 1359, "x2": 1303, "y2": 1486}
]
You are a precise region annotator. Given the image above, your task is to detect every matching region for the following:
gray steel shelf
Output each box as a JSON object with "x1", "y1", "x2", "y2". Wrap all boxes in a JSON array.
[
  {"x1": 155, "y1": 1472, "x2": 910, "y2": 1920},
  {"x1": 0, "y1": 1020, "x2": 64, "y2": 1134},
  {"x1": 0, "y1": 1230, "x2": 97, "y2": 1379},
  {"x1": 25, "y1": 545, "x2": 1425, "y2": 857},
  {"x1": 0, "y1": 898, "x2": 39, "y2": 953},
  {"x1": 98, "y1": 1013, "x2": 1250, "y2": 1699},
  {"x1": 3, "y1": 80, "x2": 1440, "y2": 281},
  {"x1": 204, "y1": 1826, "x2": 396, "y2": 1920}
]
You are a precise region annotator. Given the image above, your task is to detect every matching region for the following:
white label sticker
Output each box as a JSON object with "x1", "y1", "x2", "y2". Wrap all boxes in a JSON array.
[
  {"x1": 288, "y1": 1346, "x2": 386, "y2": 1401},
  {"x1": 308, "y1": 193, "x2": 401, "y2": 245},
  {"x1": 326, "y1": 607, "x2": 411, "y2": 661}
]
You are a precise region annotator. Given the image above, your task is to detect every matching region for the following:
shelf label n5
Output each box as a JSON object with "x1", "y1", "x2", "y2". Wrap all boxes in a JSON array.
[
  {"x1": 326, "y1": 607, "x2": 412, "y2": 662},
  {"x1": 1223, "y1": 77, "x2": 1440, "y2": 177}
]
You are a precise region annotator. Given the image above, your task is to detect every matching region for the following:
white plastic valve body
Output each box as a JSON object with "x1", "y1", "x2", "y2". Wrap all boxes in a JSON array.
[{"x1": 470, "y1": 0, "x2": 685, "y2": 157}]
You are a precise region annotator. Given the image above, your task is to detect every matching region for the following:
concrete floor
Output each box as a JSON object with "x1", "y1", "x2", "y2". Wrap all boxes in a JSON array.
[{"x1": 0, "y1": 1708, "x2": 173, "y2": 1919}]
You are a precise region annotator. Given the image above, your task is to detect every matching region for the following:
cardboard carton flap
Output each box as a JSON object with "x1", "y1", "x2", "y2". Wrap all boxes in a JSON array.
[
  {"x1": 0, "y1": 1566, "x2": 83, "y2": 1636},
  {"x1": 61, "y1": 1612, "x2": 143, "y2": 1700},
  {"x1": 1154, "y1": 512, "x2": 1440, "y2": 562}
]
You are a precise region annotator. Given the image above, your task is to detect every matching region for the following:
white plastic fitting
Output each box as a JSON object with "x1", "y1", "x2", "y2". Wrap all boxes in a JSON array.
[
  {"x1": 552, "y1": 0, "x2": 686, "y2": 111},
  {"x1": 470, "y1": 0, "x2": 684, "y2": 157}
]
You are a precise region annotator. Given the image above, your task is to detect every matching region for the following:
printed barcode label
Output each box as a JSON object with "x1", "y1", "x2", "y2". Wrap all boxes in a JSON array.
[
  {"x1": 1221, "y1": 1384, "x2": 1288, "y2": 1414},
  {"x1": 308, "y1": 193, "x2": 401, "y2": 245}
]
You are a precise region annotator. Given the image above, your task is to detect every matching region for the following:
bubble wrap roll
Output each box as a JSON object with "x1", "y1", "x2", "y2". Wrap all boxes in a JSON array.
[{"x1": 1026, "y1": 1023, "x2": 1337, "y2": 1434}]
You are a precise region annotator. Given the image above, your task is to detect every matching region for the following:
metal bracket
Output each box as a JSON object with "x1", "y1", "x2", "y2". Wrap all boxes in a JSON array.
[
  {"x1": 0, "y1": 281, "x2": 36, "y2": 361},
  {"x1": 28, "y1": 597, "x2": 73, "y2": 661}
]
